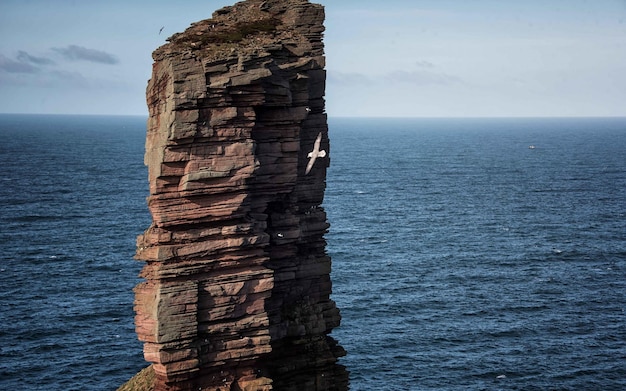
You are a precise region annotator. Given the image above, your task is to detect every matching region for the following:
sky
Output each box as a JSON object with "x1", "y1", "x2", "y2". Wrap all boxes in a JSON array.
[{"x1": 1, "y1": 0, "x2": 625, "y2": 117}]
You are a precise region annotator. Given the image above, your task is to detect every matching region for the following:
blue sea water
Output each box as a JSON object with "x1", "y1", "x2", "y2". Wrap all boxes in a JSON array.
[
  {"x1": 0, "y1": 115, "x2": 149, "y2": 390},
  {"x1": 0, "y1": 114, "x2": 625, "y2": 390}
]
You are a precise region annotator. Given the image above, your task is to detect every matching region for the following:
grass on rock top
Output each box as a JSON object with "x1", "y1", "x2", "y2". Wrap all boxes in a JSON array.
[{"x1": 174, "y1": 18, "x2": 281, "y2": 49}]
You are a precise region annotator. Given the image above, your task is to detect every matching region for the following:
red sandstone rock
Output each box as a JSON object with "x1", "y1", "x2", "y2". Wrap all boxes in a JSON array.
[{"x1": 121, "y1": 1, "x2": 347, "y2": 390}]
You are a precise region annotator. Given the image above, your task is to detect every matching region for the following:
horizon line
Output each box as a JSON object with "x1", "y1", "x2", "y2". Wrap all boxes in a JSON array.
[{"x1": 1, "y1": 112, "x2": 626, "y2": 120}]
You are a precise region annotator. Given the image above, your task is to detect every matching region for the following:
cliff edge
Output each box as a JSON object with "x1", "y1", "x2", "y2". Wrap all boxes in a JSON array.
[{"x1": 119, "y1": 1, "x2": 346, "y2": 390}]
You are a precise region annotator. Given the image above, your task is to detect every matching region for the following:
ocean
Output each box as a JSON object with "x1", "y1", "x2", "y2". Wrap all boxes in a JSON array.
[{"x1": 0, "y1": 114, "x2": 624, "y2": 390}]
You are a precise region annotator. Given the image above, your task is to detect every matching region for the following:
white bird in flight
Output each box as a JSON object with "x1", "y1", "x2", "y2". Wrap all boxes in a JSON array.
[{"x1": 305, "y1": 132, "x2": 326, "y2": 175}]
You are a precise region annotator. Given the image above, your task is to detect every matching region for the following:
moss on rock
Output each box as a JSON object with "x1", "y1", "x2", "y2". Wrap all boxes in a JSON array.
[{"x1": 116, "y1": 366, "x2": 155, "y2": 391}]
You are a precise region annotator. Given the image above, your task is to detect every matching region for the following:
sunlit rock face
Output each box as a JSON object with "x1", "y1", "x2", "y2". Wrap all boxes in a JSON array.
[{"x1": 126, "y1": 1, "x2": 347, "y2": 390}]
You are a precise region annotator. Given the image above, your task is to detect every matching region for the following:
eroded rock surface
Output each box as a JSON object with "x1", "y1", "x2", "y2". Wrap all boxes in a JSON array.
[{"x1": 122, "y1": 1, "x2": 346, "y2": 390}]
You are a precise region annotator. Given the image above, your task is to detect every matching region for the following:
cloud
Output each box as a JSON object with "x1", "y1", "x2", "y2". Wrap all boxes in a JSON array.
[
  {"x1": 47, "y1": 70, "x2": 91, "y2": 87},
  {"x1": 16, "y1": 51, "x2": 55, "y2": 66},
  {"x1": 52, "y1": 45, "x2": 119, "y2": 65},
  {"x1": 327, "y1": 71, "x2": 372, "y2": 86},
  {"x1": 415, "y1": 60, "x2": 435, "y2": 69},
  {"x1": 328, "y1": 68, "x2": 462, "y2": 88},
  {"x1": 0, "y1": 66, "x2": 128, "y2": 91},
  {"x1": 384, "y1": 70, "x2": 462, "y2": 86},
  {"x1": 0, "y1": 54, "x2": 39, "y2": 73},
  {"x1": 0, "y1": 50, "x2": 119, "y2": 89}
]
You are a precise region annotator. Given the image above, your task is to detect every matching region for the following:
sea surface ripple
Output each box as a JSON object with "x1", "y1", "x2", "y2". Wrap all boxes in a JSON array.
[{"x1": 0, "y1": 115, "x2": 624, "y2": 390}]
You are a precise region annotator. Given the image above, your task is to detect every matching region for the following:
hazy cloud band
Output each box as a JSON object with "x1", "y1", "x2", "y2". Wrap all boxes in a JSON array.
[
  {"x1": 17, "y1": 51, "x2": 55, "y2": 66},
  {"x1": 0, "y1": 54, "x2": 39, "y2": 74},
  {"x1": 52, "y1": 45, "x2": 119, "y2": 65}
]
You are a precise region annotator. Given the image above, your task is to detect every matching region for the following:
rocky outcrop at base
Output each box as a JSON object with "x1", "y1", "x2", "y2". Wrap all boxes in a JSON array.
[
  {"x1": 120, "y1": 1, "x2": 347, "y2": 390},
  {"x1": 118, "y1": 366, "x2": 156, "y2": 391}
]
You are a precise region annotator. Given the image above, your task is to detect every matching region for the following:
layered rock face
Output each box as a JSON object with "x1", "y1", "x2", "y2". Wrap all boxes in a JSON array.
[{"x1": 129, "y1": 1, "x2": 346, "y2": 390}]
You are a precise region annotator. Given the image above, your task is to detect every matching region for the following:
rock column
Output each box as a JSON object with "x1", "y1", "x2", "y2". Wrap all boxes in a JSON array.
[{"x1": 129, "y1": 1, "x2": 346, "y2": 390}]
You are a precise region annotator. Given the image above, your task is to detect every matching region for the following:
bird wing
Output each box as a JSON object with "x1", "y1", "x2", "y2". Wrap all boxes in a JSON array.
[
  {"x1": 313, "y1": 132, "x2": 322, "y2": 152},
  {"x1": 305, "y1": 155, "x2": 316, "y2": 175}
]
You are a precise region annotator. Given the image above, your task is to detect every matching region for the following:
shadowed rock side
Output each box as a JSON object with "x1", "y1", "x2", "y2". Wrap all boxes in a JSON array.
[{"x1": 119, "y1": 1, "x2": 347, "y2": 390}]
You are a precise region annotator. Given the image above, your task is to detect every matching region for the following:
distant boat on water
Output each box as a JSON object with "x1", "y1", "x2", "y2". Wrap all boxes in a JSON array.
[{"x1": 528, "y1": 145, "x2": 536, "y2": 149}]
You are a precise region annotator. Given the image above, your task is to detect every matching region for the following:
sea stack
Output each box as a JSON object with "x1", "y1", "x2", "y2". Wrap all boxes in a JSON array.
[{"x1": 121, "y1": 0, "x2": 346, "y2": 390}]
